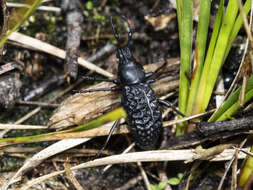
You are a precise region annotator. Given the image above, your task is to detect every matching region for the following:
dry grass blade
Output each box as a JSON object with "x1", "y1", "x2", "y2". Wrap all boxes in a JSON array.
[
  {"x1": 218, "y1": 160, "x2": 236, "y2": 190},
  {"x1": 0, "y1": 107, "x2": 42, "y2": 138},
  {"x1": 137, "y1": 162, "x2": 151, "y2": 190},
  {"x1": 6, "y1": 2, "x2": 61, "y2": 13},
  {"x1": 64, "y1": 159, "x2": 86, "y2": 190},
  {"x1": 235, "y1": 147, "x2": 253, "y2": 157},
  {"x1": 20, "y1": 170, "x2": 64, "y2": 190},
  {"x1": 237, "y1": 0, "x2": 253, "y2": 107},
  {"x1": 8, "y1": 32, "x2": 114, "y2": 78},
  {"x1": 217, "y1": 138, "x2": 248, "y2": 190},
  {"x1": 163, "y1": 109, "x2": 215, "y2": 127},
  {"x1": 0, "y1": 123, "x2": 47, "y2": 129},
  {"x1": 16, "y1": 100, "x2": 59, "y2": 107},
  {"x1": 185, "y1": 143, "x2": 235, "y2": 163},
  {"x1": 1, "y1": 138, "x2": 88, "y2": 190},
  {"x1": 102, "y1": 143, "x2": 135, "y2": 173},
  {"x1": 237, "y1": 0, "x2": 253, "y2": 46},
  {"x1": 18, "y1": 148, "x2": 249, "y2": 190},
  {"x1": 232, "y1": 146, "x2": 239, "y2": 190},
  {"x1": 185, "y1": 161, "x2": 202, "y2": 190},
  {"x1": 72, "y1": 149, "x2": 248, "y2": 167}
]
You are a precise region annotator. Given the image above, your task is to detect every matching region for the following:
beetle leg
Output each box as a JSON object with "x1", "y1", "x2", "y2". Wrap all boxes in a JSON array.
[
  {"x1": 158, "y1": 99, "x2": 185, "y2": 117},
  {"x1": 146, "y1": 79, "x2": 156, "y2": 84},
  {"x1": 145, "y1": 72, "x2": 153, "y2": 78},
  {"x1": 74, "y1": 85, "x2": 120, "y2": 93},
  {"x1": 145, "y1": 61, "x2": 168, "y2": 79},
  {"x1": 95, "y1": 120, "x2": 120, "y2": 158},
  {"x1": 82, "y1": 76, "x2": 120, "y2": 84}
]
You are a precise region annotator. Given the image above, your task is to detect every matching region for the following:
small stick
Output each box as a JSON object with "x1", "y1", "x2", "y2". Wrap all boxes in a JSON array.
[
  {"x1": 137, "y1": 161, "x2": 151, "y2": 190},
  {"x1": 6, "y1": 3, "x2": 61, "y2": 13},
  {"x1": 217, "y1": 138, "x2": 248, "y2": 190},
  {"x1": 16, "y1": 100, "x2": 59, "y2": 108},
  {"x1": 0, "y1": 123, "x2": 47, "y2": 129}
]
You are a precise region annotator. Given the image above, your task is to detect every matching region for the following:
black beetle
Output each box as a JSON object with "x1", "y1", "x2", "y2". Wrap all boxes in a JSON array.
[{"x1": 78, "y1": 16, "x2": 183, "y2": 152}]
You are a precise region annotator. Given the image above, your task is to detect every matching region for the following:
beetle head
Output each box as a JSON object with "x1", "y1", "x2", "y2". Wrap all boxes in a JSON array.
[{"x1": 111, "y1": 16, "x2": 145, "y2": 85}]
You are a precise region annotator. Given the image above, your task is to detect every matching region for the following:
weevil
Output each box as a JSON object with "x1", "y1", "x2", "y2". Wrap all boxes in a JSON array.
[{"x1": 78, "y1": 16, "x2": 183, "y2": 152}]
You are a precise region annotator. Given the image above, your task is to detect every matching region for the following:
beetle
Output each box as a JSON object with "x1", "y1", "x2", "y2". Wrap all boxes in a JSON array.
[{"x1": 78, "y1": 16, "x2": 183, "y2": 152}]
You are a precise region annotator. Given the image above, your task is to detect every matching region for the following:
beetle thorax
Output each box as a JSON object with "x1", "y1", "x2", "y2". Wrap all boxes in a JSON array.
[{"x1": 117, "y1": 47, "x2": 145, "y2": 85}]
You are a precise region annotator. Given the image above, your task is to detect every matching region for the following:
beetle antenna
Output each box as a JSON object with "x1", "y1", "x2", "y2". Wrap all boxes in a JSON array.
[
  {"x1": 110, "y1": 16, "x2": 120, "y2": 46},
  {"x1": 121, "y1": 15, "x2": 132, "y2": 45},
  {"x1": 111, "y1": 16, "x2": 133, "y2": 46}
]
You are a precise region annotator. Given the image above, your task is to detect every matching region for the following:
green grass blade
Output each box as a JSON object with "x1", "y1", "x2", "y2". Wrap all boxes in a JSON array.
[
  {"x1": 239, "y1": 148, "x2": 253, "y2": 187},
  {"x1": 225, "y1": 0, "x2": 252, "y2": 59},
  {"x1": 0, "y1": 108, "x2": 126, "y2": 147},
  {"x1": 209, "y1": 75, "x2": 253, "y2": 121},
  {"x1": 0, "y1": 0, "x2": 42, "y2": 47},
  {"x1": 176, "y1": 0, "x2": 193, "y2": 115},
  {"x1": 64, "y1": 107, "x2": 126, "y2": 132},
  {"x1": 186, "y1": 0, "x2": 211, "y2": 116},
  {"x1": 191, "y1": 0, "x2": 224, "y2": 115},
  {"x1": 175, "y1": 0, "x2": 193, "y2": 135},
  {"x1": 195, "y1": 0, "x2": 239, "y2": 114}
]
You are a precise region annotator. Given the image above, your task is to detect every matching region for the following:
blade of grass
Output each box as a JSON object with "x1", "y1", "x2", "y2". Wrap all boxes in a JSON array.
[
  {"x1": 220, "y1": 88, "x2": 253, "y2": 120},
  {"x1": 194, "y1": 0, "x2": 239, "y2": 114},
  {"x1": 225, "y1": 0, "x2": 252, "y2": 60},
  {"x1": 190, "y1": 0, "x2": 224, "y2": 116},
  {"x1": 0, "y1": 108, "x2": 126, "y2": 147},
  {"x1": 239, "y1": 151, "x2": 253, "y2": 187},
  {"x1": 19, "y1": 148, "x2": 249, "y2": 190},
  {"x1": 0, "y1": 0, "x2": 42, "y2": 47},
  {"x1": 210, "y1": 0, "x2": 252, "y2": 121},
  {"x1": 176, "y1": 0, "x2": 192, "y2": 115},
  {"x1": 190, "y1": 0, "x2": 224, "y2": 115},
  {"x1": 176, "y1": 0, "x2": 193, "y2": 135},
  {"x1": 209, "y1": 75, "x2": 253, "y2": 121},
  {"x1": 64, "y1": 107, "x2": 126, "y2": 132},
  {"x1": 186, "y1": 0, "x2": 211, "y2": 116}
]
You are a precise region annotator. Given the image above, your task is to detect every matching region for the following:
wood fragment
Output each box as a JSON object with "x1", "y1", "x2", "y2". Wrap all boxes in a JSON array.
[
  {"x1": 165, "y1": 116, "x2": 253, "y2": 149},
  {"x1": 62, "y1": 0, "x2": 83, "y2": 81}
]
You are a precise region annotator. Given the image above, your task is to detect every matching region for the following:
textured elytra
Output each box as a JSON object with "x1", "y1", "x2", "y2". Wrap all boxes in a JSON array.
[{"x1": 122, "y1": 83, "x2": 162, "y2": 150}]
